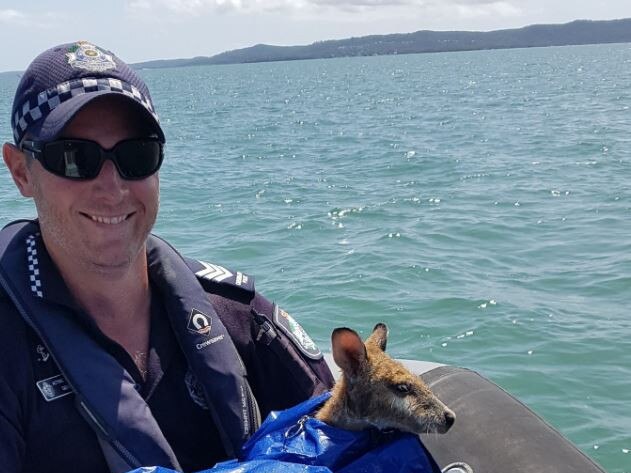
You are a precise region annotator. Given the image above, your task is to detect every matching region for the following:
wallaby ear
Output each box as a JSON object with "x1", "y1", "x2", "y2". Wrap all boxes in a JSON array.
[
  {"x1": 331, "y1": 327, "x2": 367, "y2": 379},
  {"x1": 365, "y1": 323, "x2": 388, "y2": 352}
]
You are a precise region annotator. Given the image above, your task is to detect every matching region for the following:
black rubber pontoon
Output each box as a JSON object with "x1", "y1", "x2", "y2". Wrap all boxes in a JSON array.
[{"x1": 324, "y1": 356, "x2": 605, "y2": 473}]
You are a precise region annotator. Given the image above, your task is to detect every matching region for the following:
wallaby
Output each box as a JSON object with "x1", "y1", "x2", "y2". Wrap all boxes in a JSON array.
[{"x1": 316, "y1": 323, "x2": 455, "y2": 434}]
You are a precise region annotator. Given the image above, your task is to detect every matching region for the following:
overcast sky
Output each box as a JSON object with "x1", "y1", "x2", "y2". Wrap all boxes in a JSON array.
[{"x1": 1, "y1": 0, "x2": 631, "y2": 71}]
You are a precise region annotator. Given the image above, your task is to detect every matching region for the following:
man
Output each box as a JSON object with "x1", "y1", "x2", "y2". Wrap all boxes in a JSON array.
[{"x1": 0, "y1": 41, "x2": 334, "y2": 473}]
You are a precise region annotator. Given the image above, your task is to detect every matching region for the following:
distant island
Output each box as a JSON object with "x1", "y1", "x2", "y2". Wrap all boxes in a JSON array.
[{"x1": 132, "y1": 18, "x2": 631, "y2": 69}]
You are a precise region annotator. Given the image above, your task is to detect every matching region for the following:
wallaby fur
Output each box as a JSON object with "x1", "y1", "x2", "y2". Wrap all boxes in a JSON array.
[{"x1": 316, "y1": 323, "x2": 455, "y2": 434}]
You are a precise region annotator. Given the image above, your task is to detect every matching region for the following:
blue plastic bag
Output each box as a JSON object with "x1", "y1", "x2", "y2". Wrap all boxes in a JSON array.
[{"x1": 127, "y1": 392, "x2": 438, "y2": 473}]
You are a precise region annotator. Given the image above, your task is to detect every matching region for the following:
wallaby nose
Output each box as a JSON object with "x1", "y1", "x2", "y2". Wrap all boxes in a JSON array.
[{"x1": 445, "y1": 410, "x2": 456, "y2": 429}]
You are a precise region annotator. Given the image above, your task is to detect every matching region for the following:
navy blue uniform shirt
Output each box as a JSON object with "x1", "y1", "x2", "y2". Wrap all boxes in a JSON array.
[{"x1": 0, "y1": 239, "x2": 334, "y2": 473}]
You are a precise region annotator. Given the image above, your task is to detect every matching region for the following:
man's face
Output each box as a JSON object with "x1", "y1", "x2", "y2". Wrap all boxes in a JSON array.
[{"x1": 26, "y1": 97, "x2": 160, "y2": 274}]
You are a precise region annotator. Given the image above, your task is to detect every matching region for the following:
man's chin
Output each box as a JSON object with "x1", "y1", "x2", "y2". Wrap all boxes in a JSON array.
[
  {"x1": 89, "y1": 258, "x2": 134, "y2": 275},
  {"x1": 85, "y1": 237, "x2": 147, "y2": 265},
  {"x1": 84, "y1": 245, "x2": 146, "y2": 276}
]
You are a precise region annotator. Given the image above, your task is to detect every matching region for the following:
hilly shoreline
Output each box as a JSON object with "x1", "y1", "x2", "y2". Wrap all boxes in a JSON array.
[{"x1": 132, "y1": 18, "x2": 631, "y2": 69}]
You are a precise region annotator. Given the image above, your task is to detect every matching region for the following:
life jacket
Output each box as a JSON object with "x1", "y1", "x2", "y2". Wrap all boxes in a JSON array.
[{"x1": 0, "y1": 219, "x2": 262, "y2": 473}]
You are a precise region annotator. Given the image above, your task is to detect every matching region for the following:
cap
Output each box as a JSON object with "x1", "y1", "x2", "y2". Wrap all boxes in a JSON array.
[{"x1": 11, "y1": 40, "x2": 165, "y2": 146}]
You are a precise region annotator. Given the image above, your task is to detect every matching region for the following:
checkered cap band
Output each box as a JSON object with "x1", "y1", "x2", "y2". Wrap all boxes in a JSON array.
[{"x1": 12, "y1": 77, "x2": 159, "y2": 144}]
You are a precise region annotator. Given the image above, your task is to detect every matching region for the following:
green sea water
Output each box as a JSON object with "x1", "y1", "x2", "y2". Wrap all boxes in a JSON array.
[{"x1": 1, "y1": 43, "x2": 630, "y2": 472}]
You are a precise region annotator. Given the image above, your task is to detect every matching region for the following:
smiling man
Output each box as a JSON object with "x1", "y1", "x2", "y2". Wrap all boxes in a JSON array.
[{"x1": 0, "y1": 41, "x2": 333, "y2": 473}]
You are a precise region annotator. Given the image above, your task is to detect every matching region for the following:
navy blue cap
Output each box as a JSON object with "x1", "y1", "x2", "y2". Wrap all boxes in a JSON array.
[{"x1": 11, "y1": 41, "x2": 165, "y2": 145}]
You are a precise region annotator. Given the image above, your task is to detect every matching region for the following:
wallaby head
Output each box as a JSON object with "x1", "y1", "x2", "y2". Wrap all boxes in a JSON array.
[{"x1": 316, "y1": 323, "x2": 455, "y2": 434}]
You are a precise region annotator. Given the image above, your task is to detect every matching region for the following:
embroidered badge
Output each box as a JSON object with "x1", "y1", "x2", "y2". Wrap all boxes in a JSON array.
[
  {"x1": 66, "y1": 41, "x2": 116, "y2": 72},
  {"x1": 36, "y1": 344, "x2": 50, "y2": 362},
  {"x1": 273, "y1": 306, "x2": 322, "y2": 360},
  {"x1": 187, "y1": 308, "x2": 212, "y2": 335},
  {"x1": 36, "y1": 374, "x2": 72, "y2": 402}
]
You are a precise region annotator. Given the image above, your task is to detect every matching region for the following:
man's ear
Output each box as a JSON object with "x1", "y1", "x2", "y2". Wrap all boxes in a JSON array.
[{"x1": 3, "y1": 142, "x2": 34, "y2": 197}]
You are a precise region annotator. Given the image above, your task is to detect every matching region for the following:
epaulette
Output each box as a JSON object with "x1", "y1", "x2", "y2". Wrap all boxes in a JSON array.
[{"x1": 184, "y1": 257, "x2": 255, "y2": 305}]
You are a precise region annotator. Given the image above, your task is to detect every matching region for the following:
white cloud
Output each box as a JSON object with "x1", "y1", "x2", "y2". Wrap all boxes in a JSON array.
[
  {"x1": 0, "y1": 9, "x2": 26, "y2": 23},
  {"x1": 123, "y1": 0, "x2": 526, "y2": 33},
  {"x1": 127, "y1": 0, "x2": 413, "y2": 13},
  {"x1": 0, "y1": 9, "x2": 64, "y2": 29},
  {"x1": 310, "y1": 0, "x2": 416, "y2": 6},
  {"x1": 126, "y1": 0, "x2": 523, "y2": 17},
  {"x1": 452, "y1": 1, "x2": 522, "y2": 19},
  {"x1": 310, "y1": 0, "x2": 524, "y2": 20},
  {"x1": 127, "y1": 0, "x2": 305, "y2": 14}
]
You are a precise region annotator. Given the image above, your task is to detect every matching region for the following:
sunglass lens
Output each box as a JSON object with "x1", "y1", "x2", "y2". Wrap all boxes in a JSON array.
[
  {"x1": 115, "y1": 140, "x2": 163, "y2": 179},
  {"x1": 44, "y1": 141, "x2": 102, "y2": 179}
]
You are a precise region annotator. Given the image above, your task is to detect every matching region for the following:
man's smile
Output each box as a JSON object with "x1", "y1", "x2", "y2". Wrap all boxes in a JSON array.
[{"x1": 81, "y1": 212, "x2": 135, "y2": 225}]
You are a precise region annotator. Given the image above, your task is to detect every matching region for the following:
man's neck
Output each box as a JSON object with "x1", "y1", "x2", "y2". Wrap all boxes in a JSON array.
[
  {"x1": 50, "y1": 245, "x2": 153, "y2": 360},
  {"x1": 71, "y1": 265, "x2": 150, "y2": 324},
  {"x1": 48, "y1": 242, "x2": 152, "y2": 326}
]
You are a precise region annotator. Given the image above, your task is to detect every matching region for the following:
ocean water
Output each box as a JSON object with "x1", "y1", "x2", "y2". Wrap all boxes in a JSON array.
[{"x1": 1, "y1": 43, "x2": 630, "y2": 472}]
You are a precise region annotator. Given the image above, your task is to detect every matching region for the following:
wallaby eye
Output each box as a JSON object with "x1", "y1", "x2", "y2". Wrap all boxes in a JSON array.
[{"x1": 393, "y1": 383, "x2": 411, "y2": 395}]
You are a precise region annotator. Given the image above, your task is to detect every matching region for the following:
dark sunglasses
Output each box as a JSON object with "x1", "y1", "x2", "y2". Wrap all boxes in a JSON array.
[{"x1": 20, "y1": 137, "x2": 164, "y2": 180}]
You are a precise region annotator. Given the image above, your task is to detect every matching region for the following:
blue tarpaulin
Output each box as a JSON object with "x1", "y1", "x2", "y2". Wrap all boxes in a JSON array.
[{"x1": 127, "y1": 392, "x2": 438, "y2": 473}]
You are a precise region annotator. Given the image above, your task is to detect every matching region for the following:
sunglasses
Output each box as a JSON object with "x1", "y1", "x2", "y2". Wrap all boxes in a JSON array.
[{"x1": 20, "y1": 137, "x2": 164, "y2": 180}]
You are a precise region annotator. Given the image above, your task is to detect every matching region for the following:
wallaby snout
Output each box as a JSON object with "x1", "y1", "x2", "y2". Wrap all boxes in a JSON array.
[{"x1": 316, "y1": 323, "x2": 456, "y2": 435}]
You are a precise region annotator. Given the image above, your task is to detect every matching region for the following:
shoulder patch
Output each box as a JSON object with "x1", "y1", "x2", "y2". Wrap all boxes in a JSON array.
[
  {"x1": 273, "y1": 305, "x2": 322, "y2": 360},
  {"x1": 186, "y1": 258, "x2": 255, "y2": 304},
  {"x1": 195, "y1": 261, "x2": 234, "y2": 283}
]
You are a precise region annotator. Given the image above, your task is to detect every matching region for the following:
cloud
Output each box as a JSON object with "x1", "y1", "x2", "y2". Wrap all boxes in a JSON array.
[
  {"x1": 310, "y1": 0, "x2": 416, "y2": 6},
  {"x1": 127, "y1": 0, "x2": 302, "y2": 14},
  {"x1": 126, "y1": 0, "x2": 523, "y2": 19},
  {"x1": 451, "y1": 1, "x2": 522, "y2": 19},
  {"x1": 126, "y1": 0, "x2": 523, "y2": 12},
  {"x1": 127, "y1": 0, "x2": 424, "y2": 12},
  {"x1": 0, "y1": 9, "x2": 26, "y2": 23},
  {"x1": 310, "y1": 0, "x2": 524, "y2": 17},
  {"x1": 0, "y1": 9, "x2": 64, "y2": 28}
]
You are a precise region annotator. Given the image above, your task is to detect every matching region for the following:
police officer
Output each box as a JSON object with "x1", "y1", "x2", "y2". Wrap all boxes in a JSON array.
[{"x1": 0, "y1": 41, "x2": 334, "y2": 473}]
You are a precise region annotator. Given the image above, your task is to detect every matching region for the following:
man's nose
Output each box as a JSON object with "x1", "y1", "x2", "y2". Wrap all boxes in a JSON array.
[{"x1": 93, "y1": 159, "x2": 125, "y2": 191}]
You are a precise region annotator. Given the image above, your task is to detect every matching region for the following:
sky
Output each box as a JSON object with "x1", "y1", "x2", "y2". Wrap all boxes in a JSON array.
[{"x1": 1, "y1": 0, "x2": 631, "y2": 71}]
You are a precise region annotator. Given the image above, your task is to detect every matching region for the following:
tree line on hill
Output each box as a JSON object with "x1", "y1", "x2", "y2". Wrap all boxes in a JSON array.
[{"x1": 135, "y1": 18, "x2": 631, "y2": 69}]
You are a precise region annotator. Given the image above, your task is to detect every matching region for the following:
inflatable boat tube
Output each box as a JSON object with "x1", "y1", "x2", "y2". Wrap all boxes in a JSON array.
[{"x1": 323, "y1": 355, "x2": 605, "y2": 473}]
